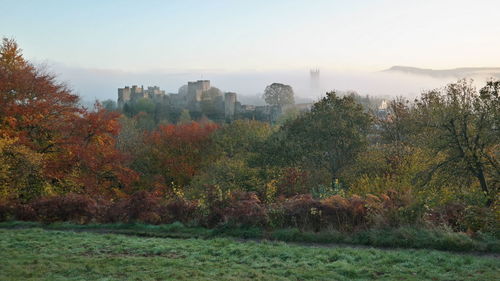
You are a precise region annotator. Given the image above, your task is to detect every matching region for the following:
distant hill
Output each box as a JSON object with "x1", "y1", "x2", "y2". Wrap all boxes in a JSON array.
[{"x1": 384, "y1": 66, "x2": 500, "y2": 78}]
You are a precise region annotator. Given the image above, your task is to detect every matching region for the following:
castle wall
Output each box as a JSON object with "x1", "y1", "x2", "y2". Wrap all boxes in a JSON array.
[
  {"x1": 117, "y1": 87, "x2": 131, "y2": 108},
  {"x1": 187, "y1": 80, "x2": 211, "y2": 103}
]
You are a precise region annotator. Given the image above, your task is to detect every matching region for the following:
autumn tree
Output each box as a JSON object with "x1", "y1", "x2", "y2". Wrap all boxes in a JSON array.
[
  {"x1": 0, "y1": 137, "x2": 46, "y2": 201},
  {"x1": 0, "y1": 38, "x2": 136, "y2": 198},
  {"x1": 190, "y1": 120, "x2": 273, "y2": 199},
  {"x1": 145, "y1": 121, "x2": 219, "y2": 195}
]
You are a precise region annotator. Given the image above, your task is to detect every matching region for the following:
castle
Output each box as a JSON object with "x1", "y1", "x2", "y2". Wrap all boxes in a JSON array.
[
  {"x1": 118, "y1": 80, "x2": 239, "y2": 120},
  {"x1": 118, "y1": 85, "x2": 166, "y2": 108},
  {"x1": 117, "y1": 78, "x2": 315, "y2": 123}
]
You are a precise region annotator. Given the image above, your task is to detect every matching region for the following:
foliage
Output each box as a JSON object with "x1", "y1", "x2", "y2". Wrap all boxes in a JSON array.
[
  {"x1": 145, "y1": 121, "x2": 219, "y2": 192},
  {"x1": 413, "y1": 79, "x2": 499, "y2": 205},
  {"x1": 28, "y1": 193, "x2": 98, "y2": 223},
  {"x1": 262, "y1": 82, "x2": 295, "y2": 107},
  {"x1": 269, "y1": 92, "x2": 372, "y2": 187},
  {"x1": 0, "y1": 38, "x2": 135, "y2": 199},
  {"x1": 1, "y1": 37, "x2": 499, "y2": 244},
  {"x1": 0, "y1": 137, "x2": 47, "y2": 201},
  {"x1": 223, "y1": 191, "x2": 268, "y2": 226}
]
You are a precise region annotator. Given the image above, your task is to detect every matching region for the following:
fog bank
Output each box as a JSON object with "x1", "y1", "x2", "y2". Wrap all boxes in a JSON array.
[{"x1": 46, "y1": 62, "x2": 499, "y2": 104}]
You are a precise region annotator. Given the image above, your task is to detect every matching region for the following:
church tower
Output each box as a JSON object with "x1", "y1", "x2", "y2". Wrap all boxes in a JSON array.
[{"x1": 310, "y1": 68, "x2": 320, "y2": 97}]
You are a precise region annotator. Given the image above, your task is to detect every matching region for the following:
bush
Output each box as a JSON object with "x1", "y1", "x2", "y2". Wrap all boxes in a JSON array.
[
  {"x1": 0, "y1": 200, "x2": 12, "y2": 221},
  {"x1": 461, "y1": 205, "x2": 499, "y2": 235},
  {"x1": 127, "y1": 191, "x2": 163, "y2": 224},
  {"x1": 426, "y1": 202, "x2": 465, "y2": 231},
  {"x1": 280, "y1": 194, "x2": 322, "y2": 231},
  {"x1": 104, "y1": 191, "x2": 164, "y2": 224},
  {"x1": 29, "y1": 193, "x2": 97, "y2": 223},
  {"x1": 364, "y1": 191, "x2": 424, "y2": 228},
  {"x1": 103, "y1": 198, "x2": 130, "y2": 223},
  {"x1": 164, "y1": 199, "x2": 199, "y2": 224},
  {"x1": 223, "y1": 191, "x2": 267, "y2": 227},
  {"x1": 320, "y1": 195, "x2": 367, "y2": 231}
]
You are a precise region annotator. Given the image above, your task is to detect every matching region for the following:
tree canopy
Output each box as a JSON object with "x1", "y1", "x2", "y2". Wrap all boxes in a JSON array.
[{"x1": 263, "y1": 83, "x2": 295, "y2": 107}]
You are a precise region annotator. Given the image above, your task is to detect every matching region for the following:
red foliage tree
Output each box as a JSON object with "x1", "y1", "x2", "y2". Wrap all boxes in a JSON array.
[
  {"x1": 0, "y1": 38, "x2": 136, "y2": 198},
  {"x1": 146, "y1": 121, "x2": 219, "y2": 193}
]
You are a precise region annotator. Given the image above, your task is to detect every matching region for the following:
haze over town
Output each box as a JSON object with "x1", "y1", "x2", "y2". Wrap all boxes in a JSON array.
[
  {"x1": 1, "y1": 1, "x2": 500, "y2": 280},
  {"x1": 2, "y1": 0, "x2": 500, "y2": 102}
]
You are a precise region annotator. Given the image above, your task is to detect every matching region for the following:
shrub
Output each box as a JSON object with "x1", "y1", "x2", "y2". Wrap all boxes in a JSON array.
[
  {"x1": 127, "y1": 191, "x2": 163, "y2": 224},
  {"x1": 320, "y1": 195, "x2": 367, "y2": 231},
  {"x1": 364, "y1": 191, "x2": 424, "y2": 228},
  {"x1": 104, "y1": 191, "x2": 165, "y2": 224},
  {"x1": 223, "y1": 191, "x2": 267, "y2": 227},
  {"x1": 12, "y1": 204, "x2": 37, "y2": 221},
  {"x1": 280, "y1": 194, "x2": 322, "y2": 231},
  {"x1": 200, "y1": 185, "x2": 227, "y2": 227},
  {"x1": 0, "y1": 200, "x2": 12, "y2": 221},
  {"x1": 426, "y1": 202, "x2": 466, "y2": 231},
  {"x1": 29, "y1": 193, "x2": 97, "y2": 223},
  {"x1": 461, "y1": 205, "x2": 499, "y2": 234},
  {"x1": 103, "y1": 198, "x2": 130, "y2": 223},
  {"x1": 164, "y1": 199, "x2": 199, "y2": 224},
  {"x1": 267, "y1": 203, "x2": 286, "y2": 228}
]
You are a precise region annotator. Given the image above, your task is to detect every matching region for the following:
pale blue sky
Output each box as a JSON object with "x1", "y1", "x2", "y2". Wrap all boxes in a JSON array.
[{"x1": 2, "y1": 0, "x2": 500, "y2": 72}]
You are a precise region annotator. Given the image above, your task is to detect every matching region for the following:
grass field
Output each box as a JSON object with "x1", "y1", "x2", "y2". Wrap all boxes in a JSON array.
[
  {"x1": 0, "y1": 228, "x2": 499, "y2": 280},
  {"x1": 1, "y1": 221, "x2": 499, "y2": 253}
]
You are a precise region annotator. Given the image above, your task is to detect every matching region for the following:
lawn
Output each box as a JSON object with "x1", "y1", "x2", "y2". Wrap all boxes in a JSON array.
[{"x1": 0, "y1": 228, "x2": 498, "y2": 280}]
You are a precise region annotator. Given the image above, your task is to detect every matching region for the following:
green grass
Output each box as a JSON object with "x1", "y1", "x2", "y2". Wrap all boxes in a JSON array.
[
  {"x1": 0, "y1": 228, "x2": 498, "y2": 280},
  {"x1": 1, "y1": 221, "x2": 498, "y2": 253}
]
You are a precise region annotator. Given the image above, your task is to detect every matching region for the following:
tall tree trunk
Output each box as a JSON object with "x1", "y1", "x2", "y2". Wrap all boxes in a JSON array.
[{"x1": 476, "y1": 167, "x2": 492, "y2": 207}]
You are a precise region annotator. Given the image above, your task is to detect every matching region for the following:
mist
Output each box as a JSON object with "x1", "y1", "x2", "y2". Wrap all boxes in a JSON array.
[{"x1": 47, "y1": 62, "x2": 498, "y2": 105}]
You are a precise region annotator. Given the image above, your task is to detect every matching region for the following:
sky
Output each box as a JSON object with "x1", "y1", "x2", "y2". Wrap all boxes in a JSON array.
[{"x1": 2, "y1": 0, "x2": 500, "y2": 100}]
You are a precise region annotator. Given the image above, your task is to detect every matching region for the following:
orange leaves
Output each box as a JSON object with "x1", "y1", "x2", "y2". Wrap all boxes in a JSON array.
[
  {"x1": 145, "y1": 121, "x2": 219, "y2": 189},
  {"x1": 0, "y1": 39, "x2": 137, "y2": 198}
]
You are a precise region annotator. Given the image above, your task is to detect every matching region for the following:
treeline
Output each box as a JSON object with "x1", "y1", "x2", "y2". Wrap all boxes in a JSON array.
[{"x1": 0, "y1": 39, "x2": 498, "y2": 235}]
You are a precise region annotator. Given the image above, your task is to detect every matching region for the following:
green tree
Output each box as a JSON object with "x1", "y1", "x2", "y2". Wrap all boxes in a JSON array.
[
  {"x1": 413, "y1": 79, "x2": 499, "y2": 206},
  {"x1": 276, "y1": 92, "x2": 372, "y2": 186},
  {"x1": 178, "y1": 109, "x2": 192, "y2": 124},
  {"x1": 101, "y1": 99, "x2": 117, "y2": 111},
  {"x1": 211, "y1": 120, "x2": 273, "y2": 158},
  {"x1": 263, "y1": 83, "x2": 295, "y2": 107}
]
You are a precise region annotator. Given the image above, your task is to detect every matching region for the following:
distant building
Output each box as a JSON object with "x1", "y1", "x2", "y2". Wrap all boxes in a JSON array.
[
  {"x1": 310, "y1": 68, "x2": 320, "y2": 96},
  {"x1": 117, "y1": 79, "x2": 311, "y2": 123},
  {"x1": 117, "y1": 85, "x2": 165, "y2": 108},
  {"x1": 224, "y1": 92, "x2": 237, "y2": 119},
  {"x1": 187, "y1": 80, "x2": 211, "y2": 103}
]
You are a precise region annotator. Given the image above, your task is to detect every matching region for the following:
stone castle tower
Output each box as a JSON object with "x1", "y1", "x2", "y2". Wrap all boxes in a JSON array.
[
  {"x1": 224, "y1": 92, "x2": 237, "y2": 119},
  {"x1": 187, "y1": 80, "x2": 211, "y2": 102}
]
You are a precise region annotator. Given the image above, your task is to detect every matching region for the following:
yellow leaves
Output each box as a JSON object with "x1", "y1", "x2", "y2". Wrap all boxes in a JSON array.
[
  {"x1": 265, "y1": 179, "x2": 278, "y2": 203},
  {"x1": 0, "y1": 136, "x2": 46, "y2": 201}
]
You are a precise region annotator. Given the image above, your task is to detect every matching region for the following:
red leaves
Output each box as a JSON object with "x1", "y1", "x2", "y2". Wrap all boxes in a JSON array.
[
  {"x1": 146, "y1": 121, "x2": 219, "y2": 189},
  {"x1": 0, "y1": 39, "x2": 136, "y2": 198}
]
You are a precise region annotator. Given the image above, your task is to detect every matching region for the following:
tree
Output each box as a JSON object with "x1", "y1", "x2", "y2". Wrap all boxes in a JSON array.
[
  {"x1": 0, "y1": 38, "x2": 136, "y2": 198},
  {"x1": 101, "y1": 99, "x2": 117, "y2": 111},
  {"x1": 146, "y1": 122, "x2": 219, "y2": 193},
  {"x1": 211, "y1": 120, "x2": 272, "y2": 158},
  {"x1": 178, "y1": 109, "x2": 192, "y2": 124},
  {"x1": 413, "y1": 79, "x2": 499, "y2": 206},
  {"x1": 0, "y1": 136, "x2": 46, "y2": 201},
  {"x1": 272, "y1": 92, "x2": 372, "y2": 187},
  {"x1": 380, "y1": 97, "x2": 414, "y2": 144},
  {"x1": 0, "y1": 38, "x2": 81, "y2": 151},
  {"x1": 263, "y1": 83, "x2": 295, "y2": 107}
]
